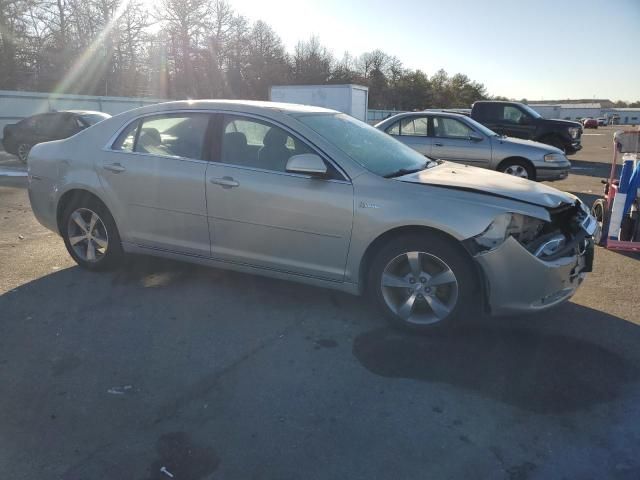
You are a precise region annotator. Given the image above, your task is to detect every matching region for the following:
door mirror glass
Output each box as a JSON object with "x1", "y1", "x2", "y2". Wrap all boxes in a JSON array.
[
  {"x1": 286, "y1": 154, "x2": 327, "y2": 176},
  {"x1": 469, "y1": 132, "x2": 483, "y2": 142}
]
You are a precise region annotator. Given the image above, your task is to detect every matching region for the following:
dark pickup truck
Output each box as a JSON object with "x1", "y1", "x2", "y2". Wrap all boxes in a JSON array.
[{"x1": 470, "y1": 101, "x2": 583, "y2": 154}]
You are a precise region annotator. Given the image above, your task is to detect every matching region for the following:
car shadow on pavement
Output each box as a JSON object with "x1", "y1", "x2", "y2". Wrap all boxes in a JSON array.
[
  {"x1": 569, "y1": 159, "x2": 615, "y2": 179},
  {"x1": 353, "y1": 306, "x2": 640, "y2": 415},
  {"x1": 3, "y1": 255, "x2": 640, "y2": 419}
]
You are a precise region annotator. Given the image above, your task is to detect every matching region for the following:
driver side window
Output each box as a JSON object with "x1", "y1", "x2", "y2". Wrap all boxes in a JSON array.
[
  {"x1": 502, "y1": 106, "x2": 526, "y2": 124},
  {"x1": 399, "y1": 117, "x2": 428, "y2": 136},
  {"x1": 220, "y1": 116, "x2": 315, "y2": 173},
  {"x1": 433, "y1": 117, "x2": 473, "y2": 139}
]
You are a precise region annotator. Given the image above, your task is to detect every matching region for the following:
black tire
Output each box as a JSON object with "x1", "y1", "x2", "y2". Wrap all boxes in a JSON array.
[
  {"x1": 497, "y1": 158, "x2": 536, "y2": 181},
  {"x1": 17, "y1": 143, "x2": 31, "y2": 163},
  {"x1": 367, "y1": 233, "x2": 478, "y2": 333},
  {"x1": 591, "y1": 198, "x2": 607, "y2": 245},
  {"x1": 61, "y1": 195, "x2": 123, "y2": 270},
  {"x1": 542, "y1": 136, "x2": 567, "y2": 154}
]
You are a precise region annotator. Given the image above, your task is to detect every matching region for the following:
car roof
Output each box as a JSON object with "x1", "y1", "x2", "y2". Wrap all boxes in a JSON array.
[
  {"x1": 64, "y1": 110, "x2": 111, "y2": 116},
  {"x1": 379, "y1": 110, "x2": 471, "y2": 123},
  {"x1": 126, "y1": 100, "x2": 339, "y2": 117}
]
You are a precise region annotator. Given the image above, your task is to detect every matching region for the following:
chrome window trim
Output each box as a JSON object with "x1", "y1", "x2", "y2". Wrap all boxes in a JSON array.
[
  {"x1": 208, "y1": 161, "x2": 351, "y2": 185},
  {"x1": 103, "y1": 108, "x2": 351, "y2": 183},
  {"x1": 106, "y1": 149, "x2": 210, "y2": 166}
]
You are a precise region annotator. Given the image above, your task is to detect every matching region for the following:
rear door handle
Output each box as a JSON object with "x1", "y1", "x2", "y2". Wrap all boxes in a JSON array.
[
  {"x1": 104, "y1": 163, "x2": 126, "y2": 173},
  {"x1": 434, "y1": 143, "x2": 444, "y2": 147},
  {"x1": 209, "y1": 176, "x2": 239, "y2": 188}
]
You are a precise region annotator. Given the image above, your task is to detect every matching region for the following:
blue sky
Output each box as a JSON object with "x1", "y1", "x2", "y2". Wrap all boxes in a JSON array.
[{"x1": 234, "y1": 0, "x2": 640, "y2": 101}]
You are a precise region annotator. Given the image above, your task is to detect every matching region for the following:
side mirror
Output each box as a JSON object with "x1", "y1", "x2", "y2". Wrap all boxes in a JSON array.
[
  {"x1": 286, "y1": 153, "x2": 327, "y2": 176},
  {"x1": 469, "y1": 132, "x2": 483, "y2": 142},
  {"x1": 518, "y1": 116, "x2": 530, "y2": 125}
]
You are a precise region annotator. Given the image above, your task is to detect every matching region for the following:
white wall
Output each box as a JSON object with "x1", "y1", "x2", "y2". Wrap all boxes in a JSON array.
[
  {"x1": 0, "y1": 90, "x2": 164, "y2": 136},
  {"x1": 528, "y1": 104, "x2": 600, "y2": 121},
  {"x1": 269, "y1": 84, "x2": 368, "y2": 121}
]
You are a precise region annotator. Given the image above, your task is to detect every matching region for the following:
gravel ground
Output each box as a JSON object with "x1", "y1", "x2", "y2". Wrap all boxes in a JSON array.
[{"x1": 0, "y1": 127, "x2": 639, "y2": 480}]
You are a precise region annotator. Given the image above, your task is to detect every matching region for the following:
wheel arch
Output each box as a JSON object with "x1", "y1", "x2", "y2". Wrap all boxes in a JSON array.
[
  {"x1": 357, "y1": 225, "x2": 488, "y2": 309},
  {"x1": 496, "y1": 156, "x2": 536, "y2": 180},
  {"x1": 537, "y1": 132, "x2": 568, "y2": 149},
  {"x1": 56, "y1": 188, "x2": 110, "y2": 234}
]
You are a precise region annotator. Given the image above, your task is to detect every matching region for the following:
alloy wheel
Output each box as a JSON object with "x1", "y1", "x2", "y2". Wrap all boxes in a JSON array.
[
  {"x1": 67, "y1": 208, "x2": 109, "y2": 263},
  {"x1": 502, "y1": 164, "x2": 529, "y2": 178},
  {"x1": 380, "y1": 251, "x2": 458, "y2": 325},
  {"x1": 17, "y1": 144, "x2": 30, "y2": 163}
]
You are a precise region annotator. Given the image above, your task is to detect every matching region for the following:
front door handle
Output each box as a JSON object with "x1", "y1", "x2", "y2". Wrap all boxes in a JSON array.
[
  {"x1": 209, "y1": 176, "x2": 239, "y2": 188},
  {"x1": 104, "y1": 163, "x2": 126, "y2": 173},
  {"x1": 434, "y1": 143, "x2": 444, "y2": 147}
]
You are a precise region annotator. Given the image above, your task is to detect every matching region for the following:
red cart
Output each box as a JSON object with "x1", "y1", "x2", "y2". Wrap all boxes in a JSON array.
[{"x1": 591, "y1": 130, "x2": 640, "y2": 252}]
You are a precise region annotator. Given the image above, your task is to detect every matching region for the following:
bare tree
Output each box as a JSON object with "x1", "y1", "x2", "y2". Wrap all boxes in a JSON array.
[
  {"x1": 291, "y1": 35, "x2": 333, "y2": 84},
  {"x1": 0, "y1": 0, "x2": 495, "y2": 109},
  {"x1": 156, "y1": 0, "x2": 209, "y2": 97}
]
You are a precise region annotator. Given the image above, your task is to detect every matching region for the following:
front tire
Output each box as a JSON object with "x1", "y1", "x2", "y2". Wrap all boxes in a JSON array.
[
  {"x1": 368, "y1": 234, "x2": 477, "y2": 332},
  {"x1": 498, "y1": 158, "x2": 535, "y2": 180},
  {"x1": 591, "y1": 199, "x2": 607, "y2": 245},
  {"x1": 62, "y1": 197, "x2": 123, "y2": 270}
]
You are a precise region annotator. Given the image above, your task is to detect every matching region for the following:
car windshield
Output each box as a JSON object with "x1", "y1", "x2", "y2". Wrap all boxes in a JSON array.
[
  {"x1": 296, "y1": 113, "x2": 435, "y2": 177},
  {"x1": 519, "y1": 104, "x2": 542, "y2": 119},
  {"x1": 79, "y1": 113, "x2": 110, "y2": 125}
]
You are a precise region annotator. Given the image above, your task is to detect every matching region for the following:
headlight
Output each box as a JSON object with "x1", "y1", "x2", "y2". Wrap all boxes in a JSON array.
[
  {"x1": 568, "y1": 127, "x2": 580, "y2": 139},
  {"x1": 471, "y1": 213, "x2": 545, "y2": 252},
  {"x1": 544, "y1": 153, "x2": 566, "y2": 163}
]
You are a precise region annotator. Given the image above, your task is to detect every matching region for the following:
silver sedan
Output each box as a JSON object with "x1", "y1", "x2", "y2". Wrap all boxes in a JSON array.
[
  {"x1": 27, "y1": 100, "x2": 595, "y2": 331},
  {"x1": 375, "y1": 111, "x2": 571, "y2": 181}
]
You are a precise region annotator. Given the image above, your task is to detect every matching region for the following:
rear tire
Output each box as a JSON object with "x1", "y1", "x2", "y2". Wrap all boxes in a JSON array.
[
  {"x1": 367, "y1": 234, "x2": 478, "y2": 333},
  {"x1": 498, "y1": 158, "x2": 535, "y2": 181},
  {"x1": 61, "y1": 196, "x2": 123, "y2": 270}
]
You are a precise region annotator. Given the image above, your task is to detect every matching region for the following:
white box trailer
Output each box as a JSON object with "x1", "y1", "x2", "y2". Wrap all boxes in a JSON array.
[{"x1": 269, "y1": 84, "x2": 368, "y2": 122}]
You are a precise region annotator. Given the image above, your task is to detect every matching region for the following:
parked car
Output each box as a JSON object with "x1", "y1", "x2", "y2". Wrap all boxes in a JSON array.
[
  {"x1": 583, "y1": 118, "x2": 598, "y2": 129},
  {"x1": 26, "y1": 100, "x2": 596, "y2": 331},
  {"x1": 375, "y1": 111, "x2": 571, "y2": 181},
  {"x1": 597, "y1": 117, "x2": 608, "y2": 126},
  {"x1": 2, "y1": 110, "x2": 111, "y2": 163},
  {"x1": 470, "y1": 101, "x2": 583, "y2": 154}
]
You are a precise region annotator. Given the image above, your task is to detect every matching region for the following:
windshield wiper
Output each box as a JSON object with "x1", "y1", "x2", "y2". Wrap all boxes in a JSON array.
[{"x1": 383, "y1": 161, "x2": 432, "y2": 178}]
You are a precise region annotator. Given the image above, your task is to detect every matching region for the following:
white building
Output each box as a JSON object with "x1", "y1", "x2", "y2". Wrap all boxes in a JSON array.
[
  {"x1": 529, "y1": 102, "x2": 640, "y2": 125},
  {"x1": 529, "y1": 103, "x2": 601, "y2": 121},
  {"x1": 609, "y1": 108, "x2": 640, "y2": 125}
]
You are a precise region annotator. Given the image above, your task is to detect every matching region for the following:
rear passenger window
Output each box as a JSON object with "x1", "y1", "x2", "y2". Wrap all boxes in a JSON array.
[
  {"x1": 134, "y1": 114, "x2": 209, "y2": 160},
  {"x1": 112, "y1": 120, "x2": 139, "y2": 152}
]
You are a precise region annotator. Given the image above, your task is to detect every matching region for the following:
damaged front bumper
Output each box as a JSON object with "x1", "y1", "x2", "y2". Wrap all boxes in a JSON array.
[
  {"x1": 475, "y1": 232, "x2": 593, "y2": 315},
  {"x1": 469, "y1": 200, "x2": 596, "y2": 315}
]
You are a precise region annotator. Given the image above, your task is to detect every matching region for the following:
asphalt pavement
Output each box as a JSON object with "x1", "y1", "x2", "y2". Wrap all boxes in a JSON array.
[{"x1": 1, "y1": 129, "x2": 639, "y2": 480}]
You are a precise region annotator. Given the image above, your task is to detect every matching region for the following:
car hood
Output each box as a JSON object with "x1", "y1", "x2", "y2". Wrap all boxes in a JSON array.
[
  {"x1": 398, "y1": 162, "x2": 576, "y2": 208},
  {"x1": 492, "y1": 135, "x2": 561, "y2": 153},
  {"x1": 545, "y1": 118, "x2": 583, "y2": 129}
]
